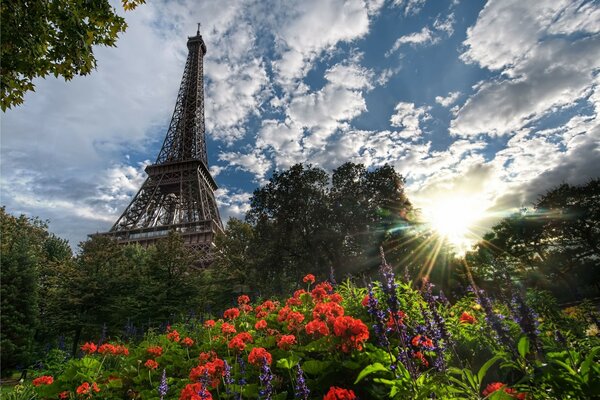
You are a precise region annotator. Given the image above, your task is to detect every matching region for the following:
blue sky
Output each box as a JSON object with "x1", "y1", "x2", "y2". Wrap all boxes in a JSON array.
[{"x1": 2, "y1": 0, "x2": 599, "y2": 250}]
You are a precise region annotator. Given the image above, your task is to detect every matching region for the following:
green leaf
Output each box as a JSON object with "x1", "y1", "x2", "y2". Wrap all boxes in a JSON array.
[
  {"x1": 517, "y1": 336, "x2": 530, "y2": 359},
  {"x1": 477, "y1": 355, "x2": 501, "y2": 386},
  {"x1": 276, "y1": 355, "x2": 300, "y2": 371},
  {"x1": 580, "y1": 346, "x2": 600, "y2": 382},
  {"x1": 354, "y1": 362, "x2": 389, "y2": 384},
  {"x1": 302, "y1": 360, "x2": 332, "y2": 376}
]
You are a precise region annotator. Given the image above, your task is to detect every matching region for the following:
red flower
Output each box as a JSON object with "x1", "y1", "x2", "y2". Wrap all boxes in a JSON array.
[
  {"x1": 180, "y1": 382, "x2": 213, "y2": 400},
  {"x1": 238, "y1": 295, "x2": 250, "y2": 305},
  {"x1": 240, "y1": 304, "x2": 253, "y2": 313},
  {"x1": 80, "y1": 342, "x2": 97, "y2": 354},
  {"x1": 32, "y1": 375, "x2": 53, "y2": 386},
  {"x1": 198, "y1": 351, "x2": 217, "y2": 363},
  {"x1": 303, "y1": 274, "x2": 316, "y2": 284},
  {"x1": 305, "y1": 319, "x2": 330, "y2": 336},
  {"x1": 145, "y1": 359, "x2": 159, "y2": 370},
  {"x1": 413, "y1": 351, "x2": 429, "y2": 367},
  {"x1": 285, "y1": 311, "x2": 305, "y2": 331},
  {"x1": 313, "y1": 301, "x2": 344, "y2": 324},
  {"x1": 97, "y1": 343, "x2": 128, "y2": 356},
  {"x1": 59, "y1": 391, "x2": 69, "y2": 399},
  {"x1": 248, "y1": 347, "x2": 272, "y2": 366},
  {"x1": 255, "y1": 319, "x2": 267, "y2": 330},
  {"x1": 182, "y1": 337, "x2": 194, "y2": 347},
  {"x1": 311, "y1": 282, "x2": 333, "y2": 301},
  {"x1": 277, "y1": 334, "x2": 297, "y2": 350},
  {"x1": 333, "y1": 316, "x2": 369, "y2": 352},
  {"x1": 459, "y1": 311, "x2": 476, "y2": 324},
  {"x1": 76, "y1": 382, "x2": 100, "y2": 396},
  {"x1": 221, "y1": 322, "x2": 236, "y2": 335},
  {"x1": 482, "y1": 382, "x2": 526, "y2": 399},
  {"x1": 411, "y1": 335, "x2": 434, "y2": 350},
  {"x1": 483, "y1": 382, "x2": 506, "y2": 396},
  {"x1": 147, "y1": 346, "x2": 163, "y2": 357},
  {"x1": 386, "y1": 310, "x2": 406, "y2": 330},
  {"x1": 329, "y1": 293, "x2": 343, "y2": 303},
  {"x1": 190, "y1": 358, "x2": 225, "y2": 388},
  {"x1": 323, "y1": 386, "x2": 357, "y2": 400},
  {"x1": 204, "y1": 319, "x2": 216, "y2": 328},
  {"x1": 167, "y1": 330, "x2": 181, "y2": 342},
  {"x1": 228, "y1": 332, "x2": 253, "y2": 352},
  {"x1": 224, "y1": 308, "x2": 240, "y2": 320},
  {"x1": 361, "y1": 295, "x2": 370, "y2": 307}
]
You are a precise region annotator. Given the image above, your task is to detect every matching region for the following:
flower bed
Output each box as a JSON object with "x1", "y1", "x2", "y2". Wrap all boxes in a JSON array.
[{"x1": 19, "y1": 270, "x2": 600, "y2": 399}]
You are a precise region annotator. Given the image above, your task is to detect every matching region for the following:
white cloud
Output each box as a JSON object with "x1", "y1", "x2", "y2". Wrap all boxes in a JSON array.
[
  {"x1": 453, "y1": 0, "x2": 600, "y2": 136},
  {"x1": 435, "y1": 91, "x2": 461, "y2": 107},
  {"x1": 393, "y1": 0, "x2": 427, "y2": 16},
  {"x1": 386, "y1": 27, "x2": 437, "y2": 56},
  {"x1": 215, "y1": 188, "x2": 252, "y2": 220},
  {"x1": 389, "y1": 102, "x2": 430, "y2": 139},
  {"x1": 218, "y1": 150, "x2": 272, "y2": 181}
]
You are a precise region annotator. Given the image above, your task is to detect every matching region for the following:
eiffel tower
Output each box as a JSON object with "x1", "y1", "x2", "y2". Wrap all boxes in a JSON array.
[{"x1": 96, "y1": 26, "x2": 223, "y2": 263}]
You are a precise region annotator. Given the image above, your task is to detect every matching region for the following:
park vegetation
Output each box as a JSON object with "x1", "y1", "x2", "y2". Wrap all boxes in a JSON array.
[{"x1": 1, "y1": 163, "x2": 598, "y2": 399}]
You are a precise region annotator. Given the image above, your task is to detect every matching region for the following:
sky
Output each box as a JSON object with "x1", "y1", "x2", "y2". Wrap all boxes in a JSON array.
[{"x1": 2, "y1": 0, "x2": 599, "y2": 251}]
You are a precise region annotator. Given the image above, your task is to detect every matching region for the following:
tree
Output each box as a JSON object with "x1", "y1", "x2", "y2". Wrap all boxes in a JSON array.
[
  {"x1": 466, "y1": 179, "x2": 600, "y2": 300},
  {"x1": 0, "y1": 208, "x2": 48, "y2": 372},
  {"x1": 1, "y1": 0, "x2": 145, "y2": 111}
]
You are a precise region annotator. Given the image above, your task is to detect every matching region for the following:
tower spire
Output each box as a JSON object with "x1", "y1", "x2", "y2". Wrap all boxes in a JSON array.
[{"x1": 94, "y1": 31, "x2": 223, "y2": 265}]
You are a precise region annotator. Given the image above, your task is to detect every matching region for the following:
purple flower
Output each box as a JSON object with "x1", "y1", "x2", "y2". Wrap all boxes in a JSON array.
[
  {"x1": 367, "y1": 282, "x2": 390, "y2": 347},
  {"x1": 295, "y1": 363, "x2": 310, "y2": 399},
  {"x1": 510, "y1": 294, "x2": 540, "y2": 350},
  {"x1": 477, "y1": 290, "x2": 515, "y2": 354},
  {"x1": 158, "y1": 369, "x2": 168, "y2": 399},
  {"x1": 223, "y1": 360, "x2": 233, "y2": 394},
  {"x1": 259, "y1": 358, "x2": 274, "y2": 399}
]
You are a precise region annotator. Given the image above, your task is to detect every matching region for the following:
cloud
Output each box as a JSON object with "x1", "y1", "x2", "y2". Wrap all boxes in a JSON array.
[
  {"x1": 269, "y1": 0, "x2": 372, "y2": 87},
  {"x1": 393, "y1": 0, "x2": 427, "y2": 16},
  {"x1": 452, "y1": 0, "x2": 600, "y2": 136},
  {"x1": 218, "y1": 150, "x2": 272, "y2": 181},
  {"x1": 215, "y1": 187, "x2": 252, "y2": 220},
  {"x1": 435, "y1": 91, "x2": 461, "y2": 107},
  {"x1": 386, "y1": 12, "x2": 455, "y2": 56},
  {"x1": 389, "y1": 102, "x2": 431, "y2": 139}
]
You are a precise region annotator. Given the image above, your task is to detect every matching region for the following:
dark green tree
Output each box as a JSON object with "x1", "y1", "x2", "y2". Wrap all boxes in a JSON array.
[
  {"x1": 0, "y1": 208, "x2": 47, "y2": 373},
  {"x1": 1, "y1": 0, "x2": 145, "y2": 110}
]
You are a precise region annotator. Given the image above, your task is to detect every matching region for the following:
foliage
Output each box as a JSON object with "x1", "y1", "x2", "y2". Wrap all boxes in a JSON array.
[
  {"x1": 17, "y1": 264, "x2": 599, "y2": 399},
  {"x1": 220, "y1": 162, "x2": 416, "y2": 297},
  {"x1": 0, "y1": 0, "x2": 145, "y2": 111},
  {"x1": 0, "y1": 207, "x2": 72, "y2": 373},
  {"x1": 466, "y1": 179, "x2": 600, "y2": 301}
]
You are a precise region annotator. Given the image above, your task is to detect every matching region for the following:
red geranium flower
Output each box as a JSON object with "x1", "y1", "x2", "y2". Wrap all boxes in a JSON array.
[
  {"x1": 482, "y1": 382, "x2": 526, "y2": 399},
  {"x1": 248, "y1": 347, "x2": 272, "y2": 366},
  {"x1": 329, "y1": 293, "x2": 343, "y2": 303},
  {"x1": 238, "y1": 295, "x2": 250, "y2": 305},
  {"x1": 80, "y1": 342, "x2": 97, "y2": 354},
  {"x1": 144, "y1": 359, "x2": 159, "y2": 370},
  {"x1": 190, "y1": 358, "x2": 225, "y2": 388},
  {"x1": 313, "y1": 301, "x2": 344, "y2": 324},
  {"x1": 386, "y1": 310, "x2": 406, "y2": 330},
  {"x1": 333, "y1": 316, "x2": 369, "y2": 352},
  {"x1": 277, "y1": 334, "x2": 297, "y2": 350},
  {"x1": 221, "y1": 322, "x2": 236, "y2": 335},
  {"x1": 303, "y1": 274, "x2": 316, "y2": 284},
  {"x1": 305, "y1": 319, "x2": 330, "y2": 336},
  {"x1": 224, "y1": 308, "x2": 240, "y2": 320},
  {"x1": 228, "y1": 332, "x2": 253, "y2": 352},
  {"x1": 459, "y1": 311, "x2": 476, "y2": 324},
  {"x1": 167, "y1": 330, "x2": 181, "y2": 342},
  {"x1": 361, "y1": 295, "x2": 370, "y2": 307},
  {"x1": 76, "y1": 382, "x2": 100, "y2": 395},
  {"x1": 180, "y1": 382, "x2": 213, "y2": 400},
  {"x1": 413, "y1": 351, "x2": 429, "y2": 367},
  {"x1": 255, "y1": 320, "x2": 267, "y2": 330},
  {"x1": 204, "y1": 319, "x2": 216, "y2": 328},
  {"x1": 182, "y1": 337, "x2": 194, "y2": 347},
  {"x1": 323, "y1": 386, "x2": 357, "y2": 400},
  {"x1": 59, "y1": 391, "x2": 69, "y2": 399},
  {"x1": 147, "y1": 346, "x2": 163, "y2": 357},
  {"x1": 32, "y1": 375, "x2": 53, "y2": 386},
  {"x1": 285, "y1": 311, "x2": 305, "y2": 331}
]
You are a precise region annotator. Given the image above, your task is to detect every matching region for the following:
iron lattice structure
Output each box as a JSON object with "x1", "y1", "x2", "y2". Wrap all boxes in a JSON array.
[{"x1": 96, "y1": 29, "x2": 223, "y2": 264}]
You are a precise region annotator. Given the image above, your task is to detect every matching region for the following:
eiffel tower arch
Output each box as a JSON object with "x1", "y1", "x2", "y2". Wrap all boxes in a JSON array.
[{"x1": 95, "y1": 27, "x2": 223, "y2": 265}]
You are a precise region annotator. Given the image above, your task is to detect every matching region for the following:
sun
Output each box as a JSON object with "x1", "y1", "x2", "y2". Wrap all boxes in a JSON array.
[{"x1": 420, "y1": 195, "x2": 488, "y2": 254}]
